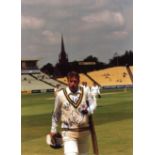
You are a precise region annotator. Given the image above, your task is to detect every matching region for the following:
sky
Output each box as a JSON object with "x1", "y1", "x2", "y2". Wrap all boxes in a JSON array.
[{"x1": 21, "y1": 0, "x2": 133, "y2": 68}]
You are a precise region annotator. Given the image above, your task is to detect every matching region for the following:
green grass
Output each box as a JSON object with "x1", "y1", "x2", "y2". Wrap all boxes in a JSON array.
[{"x1": 21, "y1": 89, "x2": 133, "y2": 155}]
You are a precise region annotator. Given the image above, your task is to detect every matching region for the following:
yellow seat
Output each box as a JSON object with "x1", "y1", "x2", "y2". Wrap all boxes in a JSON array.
[{"x1": 88, "y1": 66, "x2": 132, "y2": 86}]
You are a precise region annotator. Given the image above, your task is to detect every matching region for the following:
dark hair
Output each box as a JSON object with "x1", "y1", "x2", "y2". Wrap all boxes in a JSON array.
[{"x1": 67, "y1": 71, "x2": 80, "y2": 80}]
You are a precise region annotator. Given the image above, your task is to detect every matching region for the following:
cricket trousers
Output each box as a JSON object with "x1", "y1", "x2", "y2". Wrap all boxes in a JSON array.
[{"x1": 62, "y1": 131, "x2": 89, "y2": 155}]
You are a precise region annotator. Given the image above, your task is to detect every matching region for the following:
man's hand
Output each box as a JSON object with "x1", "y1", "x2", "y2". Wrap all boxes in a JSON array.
[
  {"x1": 46, "y1": 132, "x2": 63, "y2": 148},
  {"x1": 46, "y1": 133, "x2": 52, "y2": 145},
  {"x1": 46, "y1": 132, "x2": 57, "y2": 145},
  {"x1": 49, "y1": 132, "x2": 57, "y2": 137}
]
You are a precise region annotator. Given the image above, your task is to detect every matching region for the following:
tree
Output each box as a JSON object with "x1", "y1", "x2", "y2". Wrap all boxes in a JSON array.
[
  {"x1": 40, "y1": 63, "x2": 54, "y2": 75},
  {"x1": 108, "y1": 50, "x2": 133, "y2": 67},
  {"x1": 83, "y1": 55, "x2": 98, "y2": 62}
]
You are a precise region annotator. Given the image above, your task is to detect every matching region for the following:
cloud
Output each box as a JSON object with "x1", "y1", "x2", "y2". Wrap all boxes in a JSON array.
[
  {"x1": 111, "y1": 31, "x2": 128, "y2": 39},
  {"x1": 82, "y1": 10, "x2": 125, "y2": 27},
  {"x1": 42, "y1": 30, "x2": 59, "y2": 44},
  {"x1": 21, "y1": 16, "x2": 45, "y2": 29}
]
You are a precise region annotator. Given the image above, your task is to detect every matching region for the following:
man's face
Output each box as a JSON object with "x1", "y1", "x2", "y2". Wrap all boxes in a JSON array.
[{"x1": 68, "y1": 76, "x2": 79, "y2": 93}]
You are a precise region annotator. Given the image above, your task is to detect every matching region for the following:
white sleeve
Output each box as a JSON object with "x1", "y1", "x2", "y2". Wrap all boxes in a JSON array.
[
  {"x1": 51, "y1": 94, "x2": 61, "y2": 133},
  {"x1": 87, "y1": 92, "x2": 97, "y2": 114}
]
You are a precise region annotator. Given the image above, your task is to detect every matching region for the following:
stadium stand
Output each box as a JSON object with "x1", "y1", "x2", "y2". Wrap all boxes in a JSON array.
[
  {"x1": 31, "y1": 72, "x2": 49, "y2": 80},
  {"x1": 21, "y1": 60, "x2": 67, "y2": 93},
  {"x1": 31, "y1": 73, "x2": 66, "y2": 88},
  {"x1": 87, "y1": 66, "x2": 132, "y2": 87},
  {"x1": 57, "y1": 77, "x2": 68, "y2": 84},
  {"x1": 79, "y1": 73, "x2": 94, "y2": 86},
  {"x1": 21, "y1": 58, "x2": 133, "y2": 92},
  {"x1": 21, "y1": 74, "x2": 54, "y2": 91}
]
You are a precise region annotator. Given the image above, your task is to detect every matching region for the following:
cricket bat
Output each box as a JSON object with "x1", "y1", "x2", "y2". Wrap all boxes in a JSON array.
[{"x1": 86, "y1": 101, "x2": 99, "y2": 155}]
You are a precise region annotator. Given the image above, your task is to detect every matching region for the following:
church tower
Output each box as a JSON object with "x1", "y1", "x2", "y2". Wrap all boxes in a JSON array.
[{"x1": 58, "y1": 35, "x2": 68, "y2": 65}]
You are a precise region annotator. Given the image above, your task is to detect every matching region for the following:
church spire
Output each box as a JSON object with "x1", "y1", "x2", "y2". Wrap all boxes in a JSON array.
[
  {"x1": 59, "y1": 34, "x2": 68, "y2": 64},
  {"x1": 61, "y1": 34, "x2": 65, "y2": 54}
]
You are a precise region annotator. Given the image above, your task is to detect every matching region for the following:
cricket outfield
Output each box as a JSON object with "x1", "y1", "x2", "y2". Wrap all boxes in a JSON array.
[{"x1": 22, "y1": 88, "x2": 132, "y2": 155}]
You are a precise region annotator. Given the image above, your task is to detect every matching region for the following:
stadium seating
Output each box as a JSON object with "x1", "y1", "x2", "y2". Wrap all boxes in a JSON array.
[
  {"x1": 21, "y1": 74, "x2": 54, "y2": 91},
  {"x1": 79, "y1": 73, "x2": 94, "y2": 86},
  {"x1": 32, "y1": 73, "x2": 66, "y2": 88},
  {"x1": 57, "y1": 77, "x2": 68, "y2": 84},
  {"x1": 29, "y1": 66, "x2": 133, "y2": 90},
  {"x1": 31, "y1": 72, "x2": 49, "y2": 80},
  {"x1": 88, "y1": 66, "x2": 132, "y2": 86}
]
